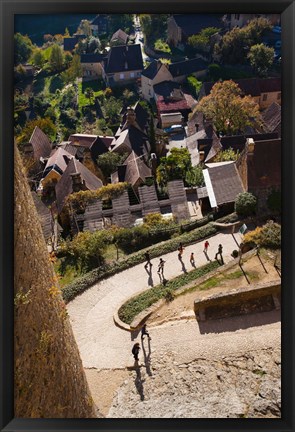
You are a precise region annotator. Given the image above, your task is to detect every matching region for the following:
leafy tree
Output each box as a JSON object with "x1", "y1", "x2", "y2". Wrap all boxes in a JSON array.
[
  {"x1": 234, "y1": 192, "x2": 257, "y2": 217},
  {"x1": 139, "y1": 15, "x2": 153, "y2": 42},
  {"x1": 60, "y1": 87, "x2": 76, "y2": 110},
  {"x1": 188, "y1": 27, "x2": 220, "y2": 52},
  {"x1": 16, "y1": 118, "x2": 57, "y2": 146},
  {"x1": 187, "y1": 75, "x2": 202, "y2": 98},
  {"x1": 154, "y1": 39, "x2": 171, "y2": 54},
  {"x1": 77, "y1": 19, "x2": 92, "y2": 37},
  {"x1": 59, "y1": 108, "x2": 80, "y2": 129},
  {"x1": 108, "y1": 14, "x2": 133, "y2": 35},
  {"x1": 32, "y1": 49, "x2": 45, "y2": 67},
  {"x1": 87, "y1": 36, "x2": 101, "y2": 53},
  {"x1": 62, "y1": 230, "x2": 113, "y2": 271},
  {"x1": 14, "y1": 33, "x2": 33, "y2": 65},
  {"x1": 64, "y1": 27, "x2": 70, "y2": 37},
  {"x1": 74, "y1": 39, "x2": 88, "y2": 55},
  {"x1": 84, "y1": 87, "x2": 94, "y2": 104},
  {"x1": 156, "y1": 148, "x2": 192, "y2": 186},
  {"x1": 49, "y1": 44, "x2": 64, "y2": 71},
  {"x1": 195, "y1": 80, "x2": 261, "y2": 135},
  {"x1": 33, "y1": 96, "x2": 51, "y2": 117},
  {"x1": 247, "y1": 43, "x2": 274, "y2": 77},
  {"x1": 208, "y1": 63, "x2": 222, "y2": 81},
  {"x1": 103, "y1": 96, "x2": 123, "y2": 122},
  {"x1": 97, "y1": 152, "x2": 128, "y2": 183},
  {"x1": 243, "y1": 220, "x2": 281, "y2": 249},
  {"x1": 61, "y1": 54, "x2": 82, "y2": 83},
  {"x1": 218, "y1": 17, "x2": 271, "y2": 64},
  {"x1": 185, "y1": 165, "x2": 205, "y2": 187},
  {"x1": 214, "y1": 147, "x2": 239, "y2": 162}
]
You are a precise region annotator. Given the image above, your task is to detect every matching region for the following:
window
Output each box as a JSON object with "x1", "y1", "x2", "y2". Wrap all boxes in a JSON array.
[
  {"x1": 262, "y1": 94, "x2": 268, "y2": 101},
  {"x1": 277, "y1": 92, "x2": 281, "y2": 100},
  {"x1": 130, "y1": 72, "x2": 135, "y2": 78},
  {"x1": 120, "y1": 73, "x2": 124, "y2": 79}
]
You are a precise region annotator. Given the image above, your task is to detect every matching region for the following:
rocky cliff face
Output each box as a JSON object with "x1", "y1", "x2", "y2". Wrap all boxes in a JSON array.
[{"x1": 14, "y1": 147, "x2": 99, "y2": 418}]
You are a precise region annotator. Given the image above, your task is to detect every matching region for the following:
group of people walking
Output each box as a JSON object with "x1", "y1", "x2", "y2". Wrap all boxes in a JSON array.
[{"x1": 144, "y1": 240, "x2": 224, "y2": 274}]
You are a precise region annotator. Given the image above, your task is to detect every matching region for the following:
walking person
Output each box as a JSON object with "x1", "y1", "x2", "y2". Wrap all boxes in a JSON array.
[
  {"x1": 132, "y1": 342, "x2": 140, "y2": 362},
  {"x1": 204, "y1": 240, "x2": 209, "y2": 253},
  {"x1": 157, "y1": 258, "x2": 165, "y2": 277},
  {"x1": 144, "y1": 250, "x2": 152, "y2": 269},
  {"x1": 178, "y1": 242, "x2": 184, "y2": 258},
  {"x1": 190, "y1": 252, "x2": 195, "y2": 266},
  {"x1": 215, "y1": 243, "x2": 224, "y2": 263},
  {"x1": 141, "y1": 324, "x2": 151, "y2": 340}
]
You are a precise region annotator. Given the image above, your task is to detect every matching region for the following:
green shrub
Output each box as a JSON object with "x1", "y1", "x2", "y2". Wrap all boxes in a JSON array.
[
  {"x1": 243, "y1": 221, "x2": 281, "y2": 249},
  {"x1": 118, "y1": 260, "x2": 219, "y2": 324},
  {"x1": 215, "y1": 213, "x2": 239, "y2": 223},
  {"x1": 235, "y1": 192, "x2": 257, "y2": 217},
  {"x1": 231, "y1": 250, "x2": 239, "y2": 258}
]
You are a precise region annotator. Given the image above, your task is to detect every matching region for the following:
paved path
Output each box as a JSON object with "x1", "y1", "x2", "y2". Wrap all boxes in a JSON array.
[{"x1": 67, "y1": 231, "x2": 245, "y2": 369}]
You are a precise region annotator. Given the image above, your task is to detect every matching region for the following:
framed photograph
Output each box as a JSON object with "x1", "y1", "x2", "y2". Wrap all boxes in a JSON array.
[{"x1": 1, "y1": 0, "x2": 294, "y2": 431}]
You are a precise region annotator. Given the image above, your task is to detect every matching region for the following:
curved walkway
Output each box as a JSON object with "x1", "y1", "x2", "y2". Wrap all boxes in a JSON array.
[{"x1": 66, "y1": 231, "x2": 244, "y2": 369}]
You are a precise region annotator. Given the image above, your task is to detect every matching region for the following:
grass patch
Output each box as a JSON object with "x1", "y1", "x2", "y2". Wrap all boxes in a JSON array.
[
  {"x1": 78, "y1": 79, "x2": 105, "y2": 108},
  {"x1": 253, "y1": 369, "x2": 267, "y2": 376},
  {"x1": 223, "y1": 269, "x2": 244, "y2": 280},
  {"x1": 118, "y1": 260, "x2": 219, "y2": 324}
]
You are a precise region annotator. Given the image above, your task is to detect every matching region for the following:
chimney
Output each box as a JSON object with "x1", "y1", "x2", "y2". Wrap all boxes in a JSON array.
[
  {"x1": 199, "y1": 151, "x2": 205, "y2": 162},
  {"x1": 126, "y1": 106, "x2": 136, "y2": 125},
  {"x1": 70, "y1": 172, "x2": 83, "y2": 192},
  {"x1": 23, "y1": 142, "x2": 34, "y2": 158},
  {"x1": 246, "y1": 137, "x2": 255, "y2": 159}
]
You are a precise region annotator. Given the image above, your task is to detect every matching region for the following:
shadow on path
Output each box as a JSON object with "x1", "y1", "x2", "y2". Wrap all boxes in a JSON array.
[
  {"x1": 178, "y1": 255, "x2": 187, "y2": 273},
  {"x1": 134, "y1": 363, "x2": 145, "y2": 401},
  {"x1": 142, "y1": 337, "x2": 152, "y2": 376},
  {"x1": 145, "y1": 266, "x2": 154, "y2": 287},
  {"x1": 203, "y1": 250, "x2": 211, "y2": 262},
  {"x1": 197, "y1": 309, "x2": 281, "y2": 335}
]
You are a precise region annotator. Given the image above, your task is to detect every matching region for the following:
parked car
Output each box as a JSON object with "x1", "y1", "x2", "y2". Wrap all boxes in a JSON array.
[
  {"x1": 163, "y1": 124, "x2": 184, "y2": 134},
  {"x1": 275, "y1": 40, "x2": 282, "y2": 49}
]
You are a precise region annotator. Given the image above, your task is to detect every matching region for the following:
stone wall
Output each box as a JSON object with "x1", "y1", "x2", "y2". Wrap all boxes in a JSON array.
[{"x1": 14, "y1": 147, "x2": 99, "y2": 418}]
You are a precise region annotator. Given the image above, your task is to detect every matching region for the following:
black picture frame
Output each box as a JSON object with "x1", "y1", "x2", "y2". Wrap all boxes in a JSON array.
[{"x1": 1, "y1": 0, "x2": 294, "y2": 431}]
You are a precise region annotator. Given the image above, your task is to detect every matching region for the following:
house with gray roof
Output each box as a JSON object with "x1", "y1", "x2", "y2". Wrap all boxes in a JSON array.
[
  {"x1": 80, "y1": 53, "x2": 105, "y2": 79},
  {"x1": 110, "y1": 29, "x2": 129, "y2": 46},
  {"x1": 168, "y1": 57, "x2": 208, "y2": 82},
  {"x1": 167, "y1": 14, "x2": 223, "y2": 47},
  {"x1": 141, "y1": 60, "x2": 173, "y2": 100},
  {"x1": 203, "y1": 162, "x2": 245, "y2": 214},
  {"x1": 102, "y1": 44, "x2": 143, "y2": 86}
]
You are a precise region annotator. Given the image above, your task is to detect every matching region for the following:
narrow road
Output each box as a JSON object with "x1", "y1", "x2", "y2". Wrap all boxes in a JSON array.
[{"x1": 67, "y1": 230, "x2": 244, "y2": 369}]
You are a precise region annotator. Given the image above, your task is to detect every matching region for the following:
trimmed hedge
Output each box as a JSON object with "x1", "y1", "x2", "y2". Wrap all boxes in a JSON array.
[
  {"x1": 62, "y1": 222, "x2": 218, "y2": 303},
  {"x1": 118, "y1": 260, "x2": 220, "y2": 324}
]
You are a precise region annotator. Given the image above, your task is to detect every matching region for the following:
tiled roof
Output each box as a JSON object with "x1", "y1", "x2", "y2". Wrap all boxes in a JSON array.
[
  {"x1": 64, "y1": 37, "x2": 79, "y2": 52},
  {"x1": 247, "y1": 138, "x2": 281, "y2": 191},
  {"x1": 31, "y1": 192, "x2": 54, "y2": 240},
  {"x1": 206, "y1": 162, "x2": 245, "y2": 206},
  {"x1": 105, "y1": 44, "x2": 143, "y2": 74},
  {"x1": 154, "y1": 81, "x2": 190, "y2": 113},
  {"x1": 113, "y1": 151, "x2": 151, "y2": 186},
  {"x1": 157, "y1": 97, "x2": 190, "y2": 113},
  {"x1": 141, "y1": 60, "x2": 165, "y2": 79},
  {"x1": 68, "y1": 134, "x2": 97, "y2": 148},
  {"x1": 172, "y1": 14, "x2": 223, "y2": 37},
  {"x1": 43, "y1": 147, "x2": 74, "y2": 175},
  {"x1": 111, "y1": 29, "x2": 129, "y2": 44},
  {"x1": 261, "y1": 102, "x2": 281, "y2": 135},
  {"x1": 80, "y1": 53, "x2": 105, "y2": 63},
  {"x1": 201, "y1": 77, "x2": 281, "y2": 98},
  {"x1": 221, "y1": 132, "x2": 279, "y2": 153},
  {"x1": 29, "y1": 126, "x2": 52, "y2": 161},
  {"x1": 169, "y1": 57, "x2": 208, "y2": 77},
  {"x1": 112, "y1": 126, "x2": 149, "y2": 156},
  {"x1": 55, "y1": 158, "x2": 103, "y2": 213}
]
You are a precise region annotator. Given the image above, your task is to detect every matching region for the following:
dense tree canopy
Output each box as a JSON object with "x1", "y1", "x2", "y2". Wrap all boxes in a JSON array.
[
  {"x1": 194, "y1": 80, "x2": 262, "y2": 135},
  {"x1": 14, "y1": 33, "x2": 34, "y2": 65},
  {"x1": 217, "y1": 17, "x2": 272, "y2": 64},
  {"x1": 188, "y1": 27, "x2": 220, "y2": 52},
  {"x1": 156, "y1": 148, "x2": 192, "y2": 186},
  {"x1": 214, "y1": 147, "x2": 239, "y2": 162},
  {"x1": 49, "y1": 44, "x2": 64, "y2": 71},
  {"x1": 235, "y1": 192, "x2": 257, "y2": 217},
  {"x1": 97, "y1": 152, "x2": 128, "y2": 183},
  {"x1": 247, "y1": 43, "x2": 274, "y2": 77}
]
